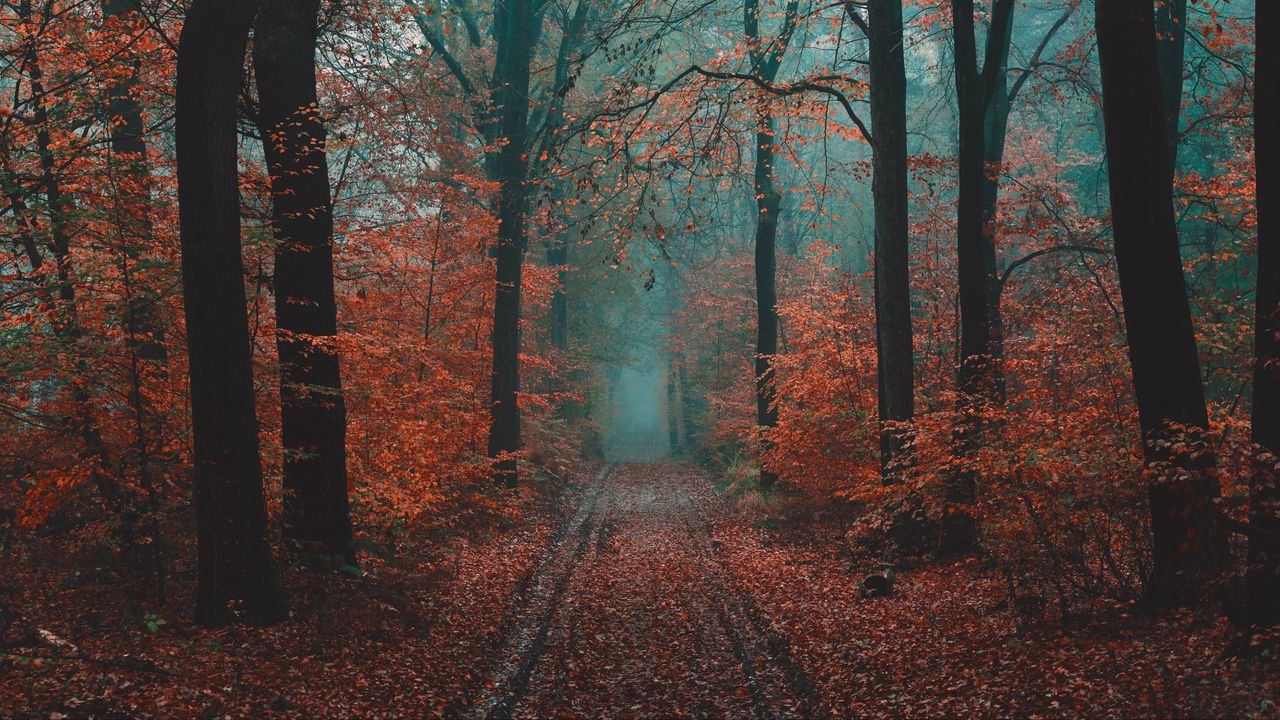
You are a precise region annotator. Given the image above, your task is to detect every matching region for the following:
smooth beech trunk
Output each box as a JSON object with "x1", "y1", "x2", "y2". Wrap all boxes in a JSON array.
[
  {"x1": 254, "y1": 0, "x2": 355, "y2": 562},
  {"x1": 487, "y1": 0, "x2": 535, "y2": 487},
  {"x1": 867, "y1": 0, "x2": 914, "y2": 484},
  {"x1": 1247, "y1": 0, "x2": 1280, "y2": 627},
  {"x1": 176, "y1": 0, "x2": 287, "y2": 626},
  {"x1": 753, "y1": 102, "x2": 781, "y2": 491},
  {"x1": 743, "y1": 0, "x2": 797, "y2": 491},
  {"x1": 940, "y1": 0, "x2": 1013, "y2": 555},
  {"x1": 1096, "y1": 0, "x2": 1227, "y2": 606}
]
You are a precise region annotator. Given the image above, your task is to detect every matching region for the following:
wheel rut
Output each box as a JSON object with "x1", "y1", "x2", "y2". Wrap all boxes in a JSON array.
[{"x1": 465, "y1": 463, "x2": 823, "y2": 719}]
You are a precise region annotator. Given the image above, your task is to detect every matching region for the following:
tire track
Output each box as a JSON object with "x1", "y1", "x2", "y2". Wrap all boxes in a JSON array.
[
  {"x1": 465, "y1": 464, "x2": 615, "y2": 720},
  {"x1": 674, "y1": 472, "x2": 828, "y2": 720}
]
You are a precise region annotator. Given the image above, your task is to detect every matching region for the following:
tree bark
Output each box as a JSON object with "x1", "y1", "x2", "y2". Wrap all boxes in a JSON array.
[
  {"x1": 1095, "y1": 0, "x2": 1227, "y2": 606},
  {"x1": 940, "y1": 0, "x2": 1013, "y2": 555},
  {"x1": 1247, "y1": 0, "x2": 1280, "y2": 628},
  {"x1": 487, "y1": 0, "x2": 535, "y2": 487},
  {"x1": 743, "y1": 0, "x2": 797, "y2": 492},
  {"x1": 176, "y1": 0, "x2": 287, "y2": 626},
  {"x1": 867, "y1": 0, "x2": 914, "y2": 484},
  {"x1": 753, "y1": 101, "x2": 781, "y2": 490},
  {"x1": 254, "y1": 0, "x2": 355, "y2": 562}
]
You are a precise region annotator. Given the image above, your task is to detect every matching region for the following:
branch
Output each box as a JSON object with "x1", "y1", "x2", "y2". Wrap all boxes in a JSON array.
[
  {"x1": 1007, "y1": 3, "x2": 1076, "y2": 105},
  {"x1": 842, "y1": 0, "x2": 869, "y2": 36},
  {"x1": 998, "y1": 243, "x2": 1106, "y2": 290},
  {"x1": 689, "y1": 65, "x2": 872, "y2": 144},
  {"x1": 406, "y1": 0, "x2": 478, "y2": 98}
]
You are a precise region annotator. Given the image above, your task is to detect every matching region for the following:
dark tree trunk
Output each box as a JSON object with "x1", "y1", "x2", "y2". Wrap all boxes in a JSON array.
[
  {"x1": 254, "y1": 0, "x2": 355, "y2": 562},
  {"x1": 743, "y1": 0, "x2": 797, "y2": 492},
  {"x1": 941, "y1": 0, "x2": 1013, "y2": 554},
  {"x1": 867, "y1": 0, "x2": 914, "y2": 484},
  {"x1": 978, "y1": 45, "x2": 1011, "y2": 406},
  {"x1": 1155, "y1": 0, "x2": 1187, "y2": 175},
  {"x1": 487, "y1": 0, "x2": 535, "y2": 487},
  {"x1": 753, "y1": 103, "x2": 781, "y2": 491},
  {"x1": 1095, "y1": 0, "x2": 1227, "y2": 606},
  {"x1": 1247, "y1": 0, "x2": 1280, "y2": 628},
  {"x1": 176, "y1": 0, "x2": 287, "y2": 627}
]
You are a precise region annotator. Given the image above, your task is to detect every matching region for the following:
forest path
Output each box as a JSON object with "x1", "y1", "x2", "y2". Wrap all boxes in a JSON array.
[{"x1": 468, "y1": 463, "x2": 823, "y2": 720}]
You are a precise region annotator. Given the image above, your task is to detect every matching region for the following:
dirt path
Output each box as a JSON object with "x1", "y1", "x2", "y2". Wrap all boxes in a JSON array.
[{"x1": 467, "y1": 463, "x2": 823, "y2": 719}]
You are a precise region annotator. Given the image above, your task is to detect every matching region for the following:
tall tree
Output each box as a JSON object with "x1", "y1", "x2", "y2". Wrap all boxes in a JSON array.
[
  {"x1": 176, "y1": 0, "x2": 287, "y2": 626},
  {"x1": 103, "y1": 0, "x2": 169, "y2": 594},
  {"x1": 254, "y1": 0, "x2": 355, "y2": 561},
  {"x1": 940, "y1": 0, "x2": 1014, "y2": 554},
  {"x1": 486, "y1": 0, "x2": 535, "y2": 486},
  {"x1": 744, "y1": 0, "x2": 799, "y2": 491},
  {"x1": 1095, "y1": 0, "x2": 1226, "y2": 606},
  {"x1": 856, "y1": 0, "x2": 914, "y2": 484},
  {"x1": 1247, "y1": 0, "x2": 1280, "y2": 628},
  {"x1": 979, "y1": 3, "x2": 1076, "y2": 403}
]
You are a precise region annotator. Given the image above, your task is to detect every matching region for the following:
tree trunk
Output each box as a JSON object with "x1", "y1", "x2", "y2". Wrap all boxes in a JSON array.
[
  {"x1": 753, "y1": 102, "x2": 781, "y2": 491},
  {"x1": 1095, "y1": 0, "x2": 1227, "y2": 606},
  {"x1": 1247, "y1": 0, "x2": 1280, "y2": 628},
  {"x1": 867, "y1": 0, "x2": 914, "y2": 484},
  {"x1": 254, "y1": 0, "x2": 355, "y2": 563},
  {"x1": 176, "y1": 0, "x2": 287, "y2": 627},
  {"x1": 979, "y1": 49, "x2": 1011, "y2": 405},
  {"x1": 941, "y1": 0, "x2": 1013, "y2": 555},
  {"x1": 487, "y1": 0, "x2": 535, "y2": 487}
]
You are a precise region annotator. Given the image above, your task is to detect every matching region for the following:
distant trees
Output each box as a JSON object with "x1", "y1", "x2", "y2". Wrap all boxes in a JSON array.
[
  {"x1": 254, "y1": 0, "x2": 355, "y2": 560},
  {"x1": 176, "y1": 0, "x2": 287, "y2": 626},
  {"x1": 1095, "y1": 0, "x2": 1226, "y2": 605}
]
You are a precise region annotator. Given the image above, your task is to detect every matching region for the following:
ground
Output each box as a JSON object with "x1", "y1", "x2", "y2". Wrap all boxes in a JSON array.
[{"x1": 2, "y1": 463, "x2": 1277, "y2": 718}]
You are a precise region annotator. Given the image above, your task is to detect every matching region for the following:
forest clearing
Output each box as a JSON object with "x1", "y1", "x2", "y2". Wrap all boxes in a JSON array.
[{"x1": 1, "y1": 0, "x2": 1277, "y2": 716}]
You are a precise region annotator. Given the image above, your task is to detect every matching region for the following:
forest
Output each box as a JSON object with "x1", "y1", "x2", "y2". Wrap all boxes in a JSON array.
[{"x1": 0, "y1": 0, "x2": 1275, "y2": 716}]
